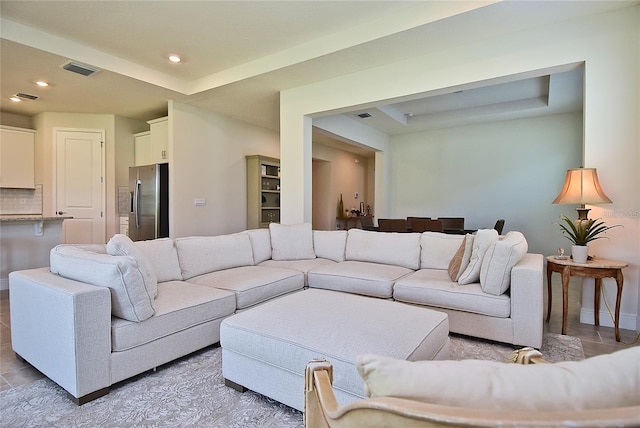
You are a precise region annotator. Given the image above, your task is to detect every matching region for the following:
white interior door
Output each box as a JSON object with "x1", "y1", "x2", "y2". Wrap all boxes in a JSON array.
[{"x1": 56, "y1": 129, "x2": 105, "y2": 244}]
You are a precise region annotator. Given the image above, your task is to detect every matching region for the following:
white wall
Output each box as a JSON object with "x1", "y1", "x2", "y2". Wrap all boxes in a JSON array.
[
  {"x1": 390, "y1": 112, "x2": 583, "y2": 256},
  {"x1": 169, "y1": 101, "x2": 279, "y2": 237},
  {"x1": 280, "y1": 6, "x2": 640, "y2": 329},
  {"x1": 311, "y1": 142, "x2": 371, "y2": 230}
]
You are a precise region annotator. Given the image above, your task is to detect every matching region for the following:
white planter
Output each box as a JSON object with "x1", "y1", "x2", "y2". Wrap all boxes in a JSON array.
[{"x1": 571, "y1": 245, "x2": 589, "y2": 263}]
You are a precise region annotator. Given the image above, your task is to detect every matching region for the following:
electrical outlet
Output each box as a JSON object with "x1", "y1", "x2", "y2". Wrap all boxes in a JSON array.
[{"x1": 354, "y1": 192, "x2": 359, "y2": 199}]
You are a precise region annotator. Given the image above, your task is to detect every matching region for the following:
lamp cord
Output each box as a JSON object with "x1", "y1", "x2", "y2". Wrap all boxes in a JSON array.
[{"x1": 600, "y1": 286, "x2": 640, "y2": 345}]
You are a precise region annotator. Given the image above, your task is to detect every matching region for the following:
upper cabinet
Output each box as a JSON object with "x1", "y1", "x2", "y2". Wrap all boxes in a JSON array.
[
  {"x1": 0, "y1": 126, "x2": 35, "y2": 189},
  {"x1": 134, "y1": 117, "x2": 168, "y2": 166}
]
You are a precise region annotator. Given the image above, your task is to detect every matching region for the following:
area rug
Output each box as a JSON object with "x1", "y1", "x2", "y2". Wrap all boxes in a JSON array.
[{"x1": 0, "y1": 333, "x2": 583, "y2": 428}]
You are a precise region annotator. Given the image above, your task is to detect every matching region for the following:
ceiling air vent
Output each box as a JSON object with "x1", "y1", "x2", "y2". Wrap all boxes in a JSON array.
[
  {"x1": 356, "y1": 112, "x2": 372, "y2": 119},
  {"x1": 14, "y1": 93, "x2": 39, "y2": 101},
  {"x1": 62, "y1": 61, "x2": 100, "y2": 77}
]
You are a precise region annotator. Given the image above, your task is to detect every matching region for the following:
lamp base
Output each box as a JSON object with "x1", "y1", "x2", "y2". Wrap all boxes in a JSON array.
[{"x1": 576, "y1": 206, "x2": 590, "y2": 220}]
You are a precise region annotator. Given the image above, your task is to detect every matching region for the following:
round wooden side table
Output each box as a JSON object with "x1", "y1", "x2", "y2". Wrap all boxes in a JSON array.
[{"x1": 546, "y1": 256, "x2": 628, "y2": 341}]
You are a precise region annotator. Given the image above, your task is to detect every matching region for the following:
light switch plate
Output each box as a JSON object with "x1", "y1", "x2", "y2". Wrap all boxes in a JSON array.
[{"x1": 193, "y1": 198, "x2": 206, "y2": 206}]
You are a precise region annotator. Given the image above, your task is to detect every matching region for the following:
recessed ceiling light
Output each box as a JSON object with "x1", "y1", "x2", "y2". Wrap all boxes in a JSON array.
[
  {"x1": 10, "y1": 96, "x2": 21, "y2": 102},
  {"x1": 35, "y1": 81, "x2": 49, "y2": 87},
  {"x1": 168, "y1": 54, "x2": 181, "y2": 63}
]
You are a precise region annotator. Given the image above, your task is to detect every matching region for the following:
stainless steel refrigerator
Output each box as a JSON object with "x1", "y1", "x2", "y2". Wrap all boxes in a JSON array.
[{"x1": 129, "y1": 163, "x2": 169, "y2": 241}]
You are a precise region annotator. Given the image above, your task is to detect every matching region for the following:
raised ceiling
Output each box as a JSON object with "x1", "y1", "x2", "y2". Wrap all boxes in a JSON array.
[{"x1": 0, "y1": 1, "x2": 633, "y2": 136}]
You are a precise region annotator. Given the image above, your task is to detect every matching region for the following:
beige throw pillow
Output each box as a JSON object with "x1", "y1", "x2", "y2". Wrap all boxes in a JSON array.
[
  {"x1": 357, "y1": 348, "x2": 640, "y2": 411},
  {"x1": 447, "y1": 236, "x2": 466, "y2": 281}
]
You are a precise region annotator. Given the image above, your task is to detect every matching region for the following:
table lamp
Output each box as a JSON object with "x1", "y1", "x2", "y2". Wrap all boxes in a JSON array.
[{"x1": 552, "y1": 167, "x2": 612, "y2": 220}]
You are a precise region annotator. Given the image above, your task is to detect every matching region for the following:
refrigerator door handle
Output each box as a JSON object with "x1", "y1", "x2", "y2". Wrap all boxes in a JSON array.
[{"x1": 135, "y1": 179, "x2": 141, "y2": 229}]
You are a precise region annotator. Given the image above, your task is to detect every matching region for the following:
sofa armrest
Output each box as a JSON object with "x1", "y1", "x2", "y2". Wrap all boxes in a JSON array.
[
  {"x1": 509, "y1": 253, "x2": 544, "y2": 348},
  {"x1": 9, "y1": 268, "x2": 112, "y2": 401}
]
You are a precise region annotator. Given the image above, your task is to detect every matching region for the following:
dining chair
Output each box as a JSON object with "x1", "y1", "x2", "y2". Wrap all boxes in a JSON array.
[
  {"x1": 409, "y1": 218, "x2": 443, "y2": 233},
  {"x1": 438, "y1": 217, "x2": 465, "y2": 231},
  {"x1": 377, "y1": 218, "x2": 408, "y2": 232},
  {"x1": 493, "y1": 219, "x2": 505, "y2": 234}
]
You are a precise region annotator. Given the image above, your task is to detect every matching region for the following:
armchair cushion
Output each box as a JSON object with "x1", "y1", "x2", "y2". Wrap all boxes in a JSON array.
[
  {"x1": 357, "y1": 347, "x2": 640, "y2": 411},
  {"x1": 313, "y1": 230, "x2": 347, "y2": 262},
  {"x1": 133, "y1": 238, "x2": 182, "y2": 283},
  {"x1": 175, "y1": 234, "x2": 254, "y2": 279}
]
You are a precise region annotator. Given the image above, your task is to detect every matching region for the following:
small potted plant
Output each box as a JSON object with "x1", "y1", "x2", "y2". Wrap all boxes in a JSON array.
[{"x1": 557, "y1": 215, "x2": 621, "y2": 263}]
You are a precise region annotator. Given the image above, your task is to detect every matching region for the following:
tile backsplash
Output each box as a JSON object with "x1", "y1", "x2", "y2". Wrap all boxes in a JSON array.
[{"x1": 0, "y1": 185, "x2": 43, "y2": 215}]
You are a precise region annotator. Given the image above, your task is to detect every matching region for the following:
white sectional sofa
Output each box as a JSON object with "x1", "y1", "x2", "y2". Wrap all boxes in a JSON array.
[{"x1": 9, "y1": 223, "x2": 543, "y2": 404}]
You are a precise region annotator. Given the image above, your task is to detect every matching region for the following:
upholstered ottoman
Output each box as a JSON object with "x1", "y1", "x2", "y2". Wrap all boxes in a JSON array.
[{"x1": 220, "y1": 288, "x2": 449, "y2": 411}]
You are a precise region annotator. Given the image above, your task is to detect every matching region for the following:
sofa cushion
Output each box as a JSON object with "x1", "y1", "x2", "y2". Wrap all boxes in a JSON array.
[
  {"x1": 480, "y1": 231, "x2": 529, "y2": 296},
  {"x1": 420, "y1": 232, "x2": 465, "y2": 270},
  {"x1": 107, "y1": 234, "x2": 158, "y2": 299},
  {"x1": 259, "y1": 258, "x2": 336, "y2": 286},
  {"x1": 313, "y1": 230, "x2": 347, "y2": 262},
  {"x1": 133, "y1": 238, "x2": 183, "y2": 283},
  {"x1": 308, "y1": 260, "x2": 413, "y2": 299},
  {"x1": 175, "y1": 234, "x2": 254, "y2": 280},
  {"x1": 187, "y1": 265, "x2": 304, "y2": 310},
  {"x1": 240, "y1": 228, "x2": 272, "y2": 264},
  {"x1": 357, "y1": 346, "x2": 640, "y2": 411},
  {"x1": 393, "y1": 269, "x2": 510, "y2": 318},
  {"x1": 269, "y1": 223, "x2": 316, "y2": 260},
  {"x1": 457, "y1": 229, "x2": 499, "y2": 285},
  {"x1": 346, "y1": 229, "x2": 421, "y2": 270},
  {"x1": 50, "y1": 245, "x2": 155, "y2": 322},
  {"x1": 111, "y1": 281, "x2": 236, "y2": 352}
]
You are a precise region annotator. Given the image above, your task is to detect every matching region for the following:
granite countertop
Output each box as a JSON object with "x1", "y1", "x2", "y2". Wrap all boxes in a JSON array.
[{"x1": 0, "y1": 215, "x2": 73, "y2": 222}]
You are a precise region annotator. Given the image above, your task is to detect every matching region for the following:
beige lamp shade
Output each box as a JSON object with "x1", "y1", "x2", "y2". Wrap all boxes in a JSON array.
[{"x1": 552, "y1": 168, "x2": 612, "y2": 219}]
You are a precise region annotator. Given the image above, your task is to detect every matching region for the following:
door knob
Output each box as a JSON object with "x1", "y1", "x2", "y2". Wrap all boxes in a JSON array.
[{"x1": 57, "y1": 211, "x2": 65, "y2": 215}]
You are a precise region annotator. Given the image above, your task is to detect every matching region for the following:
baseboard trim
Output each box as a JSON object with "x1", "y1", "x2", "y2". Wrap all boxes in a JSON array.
[{"x1": 580, "y1": 308, "x2": 638, "y2": 331}]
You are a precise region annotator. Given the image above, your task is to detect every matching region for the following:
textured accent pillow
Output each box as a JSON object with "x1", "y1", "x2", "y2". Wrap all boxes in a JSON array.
[
  {"x1": 50, "y1": 245, "x2": 155, "y2": 322},
  {"x1": 175, "y1": 234, "x2": 254, "y2": 280},
  {"x1": 457, "y1": 229, "x2": 499, "y2": 285},
  {"x1": 357, "y1": 348, "x2": 640, "y2": 411},
  {"x1": 107, "y1": 234, "x2": 158, "y2": 298},
  {"x1": 447, "y1": 236, "x2": 467, "y2": 281},
  {"x1": 457, "y1": 234, "x2": 475, "y2": 281},
  {"x1": 480, "y1": 231, "x2": 528, "y2": 295},
  {"x1": 313, "y1": 230, "x2": 347, "y2": 262},
  {"x1": 269, "y1": 223, "x2": 316, "y2": 261},
  {"x1": 133, "y1": 238, "x2": 183, "y2": 283}
]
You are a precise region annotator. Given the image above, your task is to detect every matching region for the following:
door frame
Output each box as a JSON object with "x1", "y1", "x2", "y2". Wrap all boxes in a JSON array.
[{"x1": 53, "y1": 127, "x2": 106, "y2": 243}]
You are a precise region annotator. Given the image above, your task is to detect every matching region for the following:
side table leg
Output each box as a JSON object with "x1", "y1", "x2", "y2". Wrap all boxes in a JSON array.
[
  {"x1": 594, "y1": 278, "x2": 601, "y2": 326},
  {"x1": 546, "y1": 266, "x2": 553, "y2": 322},
  {"x1": 615, "y1": 270, "x2": 624, "y2": 342},
  {"x1": 561, "y1": 267, "x2": 570, "y2": 335}
]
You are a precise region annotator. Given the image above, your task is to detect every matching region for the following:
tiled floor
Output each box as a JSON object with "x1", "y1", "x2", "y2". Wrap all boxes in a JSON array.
[{"x1": 1, "y1": 277, "x2": 638, "y2": 392}]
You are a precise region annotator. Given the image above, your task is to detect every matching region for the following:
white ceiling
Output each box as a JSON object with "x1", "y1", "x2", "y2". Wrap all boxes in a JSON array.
[{"x1": 0, "y1": 1, "x2": 634, "y2": 141}]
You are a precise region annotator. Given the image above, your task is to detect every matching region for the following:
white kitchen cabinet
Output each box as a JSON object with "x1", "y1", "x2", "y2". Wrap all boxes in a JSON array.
[
  {"x1": 134, "y1": 117, "x2": 168, "y2": 166},
  {"x1": 134, "y1": 131, "x2": 151, "y2": 166},
  {"x1": 0, "y1": 126, "x2": 36, "y2": 189},
  {"x1": 148, "y1": 117, "x2": 168, "y2": 164}
]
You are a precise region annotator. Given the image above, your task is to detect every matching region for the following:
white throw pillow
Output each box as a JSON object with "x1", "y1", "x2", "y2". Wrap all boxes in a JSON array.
[
  {"x1": 50, "y1": 245, "x2": 155, "y2": 322},
  {"x1": 480, "y1": 231, "x2": 528, "y2": 295},
  {"x1": 269, "y1": 223, "x2": 316, "y2": 261},
  {"x1": 313, "y1": 230, "x2": 347, "y2": 262},
  {"x1": 107, "y1": 234, "x2": 158, "y2": 298},
  {"x1": 457, "y1": 229, "x2": 498, "y2": 285},
  {"x1": 241, "y1": 228, "x2": 272, "y2": 264},
  {"x1": 133, "y1": 238, "x2": 183, "y2": 283},
  {"x1": 357, "y1": 347, "x2": 640, "y2": 411},
  {"x1": 175, "y1": 234, "x2": 255, "y2": 279}
]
